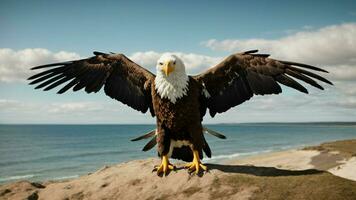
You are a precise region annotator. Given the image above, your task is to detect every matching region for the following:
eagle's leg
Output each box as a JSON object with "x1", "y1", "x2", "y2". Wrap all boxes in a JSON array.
[
  {"x1": 184, "y1": 150, "x2": 207, "y2": 174},
  {"x1": 153, "y1": 154, "x2": 175, "y2": 176}
]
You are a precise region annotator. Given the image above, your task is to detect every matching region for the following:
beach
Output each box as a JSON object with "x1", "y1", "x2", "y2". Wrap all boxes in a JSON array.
[{"x1": 1, "y1": 139, "x2": 355, "y2": 200}]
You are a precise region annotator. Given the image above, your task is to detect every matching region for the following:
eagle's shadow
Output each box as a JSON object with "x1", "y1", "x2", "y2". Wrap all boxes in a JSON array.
[
  {"x1": 203, "y1": 163, "x2": 323, "y2": 177},
  {"x1": 156, "y1": 163, "x2": 323, "y2": 177}
]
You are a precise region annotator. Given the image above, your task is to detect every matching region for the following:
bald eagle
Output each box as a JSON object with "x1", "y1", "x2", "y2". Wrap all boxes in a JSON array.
[{"x1": 28, "y1": 50, "x2": 332, "y2": 175}]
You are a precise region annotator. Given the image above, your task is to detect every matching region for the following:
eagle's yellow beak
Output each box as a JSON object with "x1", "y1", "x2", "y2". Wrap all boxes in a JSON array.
[{"x1": 162, "y1": 61, "x2": 175, "y2": 76}]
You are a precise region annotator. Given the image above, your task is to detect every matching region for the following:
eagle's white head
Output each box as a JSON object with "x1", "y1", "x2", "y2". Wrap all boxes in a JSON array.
[{"x1": 155, "y1": 53, "x2": 189, "y2": 104}]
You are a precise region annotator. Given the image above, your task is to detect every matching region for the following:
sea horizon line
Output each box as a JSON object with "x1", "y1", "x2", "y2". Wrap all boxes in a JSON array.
[{"x1": 1, "y1": 121, "x2": 356, "y2": 126}]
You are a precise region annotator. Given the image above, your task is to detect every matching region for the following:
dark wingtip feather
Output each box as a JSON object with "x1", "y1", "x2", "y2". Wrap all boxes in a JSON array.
[
  {"x1": 34, "y1": 85, "x2": 43, "y2": 89},
  {"x1": 57, "y1": 90, "x2": 65, "y2": 94},
  {"x1": 309, "y1": 83, "x2": 324, "y2": 90},
  {"x1": 285, "y1": 69, "x2": 325, "y2": 90},
  {"x1": 323, "y1": 77, "x2": 333, "y2": 85},
  {"x1": 276, "y1": 74, "x2": 309, "y2": 94},
  {"x1": 131, "y1": 129, "x2": 156, "y2": 141},
  {"x1": 243, "y1": 49, "x2": 259, "y2": 54},
  {"x1": 314, "y1": 82, "x2": 325, "y2": 90},
  {"x1": 297, "y1": 84, "x2": 309, "y2": 93},
  {"x1": 288, "y1": 66, "x2": 333, "y2": 85},
  {"x1": 29, "y1": 79, "x2": 39, "y2": 85},
  {"x1": 43, "y1": 87, "x2": 53, "y2": 91},
  {"x1": 56, "y1": 79, "x2": 78, "y2": 94},
  {"x1": 43, "y1": 77, "x2": 71, "y2": 91},
  {"x1": 93, "y1": 51, "x2": 106, "y2": 56},
  {"x1": 281, "y1": 60, "x2": 328, "y2": 73},
  {"x1": 254, "y1": 54, "x2": 270, "y2": 57},
  {"x1": 31, "y1": 62, "x2": 72, "y2": 70},
  {"x1": 321, "y1": 77, "x2": 333, "y2": 85}
]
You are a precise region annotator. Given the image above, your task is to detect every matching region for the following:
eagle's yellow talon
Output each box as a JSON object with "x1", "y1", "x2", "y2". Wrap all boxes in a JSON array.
[
  {"x1": 185, "y1": 150, "x2": 208, "y2": 174},
  {"x1": 184, "y1": 162, "x2": 193, "y2": 168},
  {"x1": 200, "y1": 163, "x2": 207, "y2": 171},
  {"x1": 154, "y1": 155, "x2": 175, "y2": 176}
]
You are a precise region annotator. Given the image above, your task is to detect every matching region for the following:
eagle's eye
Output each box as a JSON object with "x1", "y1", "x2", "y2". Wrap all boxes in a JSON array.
[
  {"x1": 173, "y1": 61, "x2": 176, "y2": 65},
  {"x1": 159, "y1": 62, "x2": 163, "y2": 65}
]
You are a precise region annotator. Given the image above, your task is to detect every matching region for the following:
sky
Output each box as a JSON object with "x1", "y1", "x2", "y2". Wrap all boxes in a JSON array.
[{"x1": 0, "y1": 0, "x2": 356, "y2": 124}]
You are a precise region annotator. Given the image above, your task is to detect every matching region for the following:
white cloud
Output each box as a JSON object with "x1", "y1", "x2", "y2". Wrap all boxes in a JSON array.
[
  {"x1": 324, "y1": 65, "x2": 356, "y2": 81},
  {"x1": 327, "y1": 98, "x2": 356, "y2": 109},
  {"x1": 0, "y1": 99, "x2": 104, "y2": 114},
  {"x1": 202, "y1": 23, "x2": 356, "y2": 66},
  {"x1": 172, "y1": 52, "x2": 221, "y2": 74},
  {"x1": 0, "y1": 48, "x2": 80, "y2": 83},
  {"x1": 246, "y1": 94, "x2": 314, "y2": 111},
  {"x1": 0, "y1": 98, "x2": 155, "y2": 124},
  {"x1": 129, "y1": 51, "x2": 161, "y2": 70},
  {"x1": 335, "y1": 82, "x2": 356, "y2": 96},
  {"x1": 48, "y1": 102, "x2": 104, "y2": 114},
  {"x1": 0, "y1": 99, "x2": 29, "y2": 111}
]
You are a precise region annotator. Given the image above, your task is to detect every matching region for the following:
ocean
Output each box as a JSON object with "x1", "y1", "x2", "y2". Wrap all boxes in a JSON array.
[{"x1": 0, "y1": 123, "x2": 355, "y2": 184}]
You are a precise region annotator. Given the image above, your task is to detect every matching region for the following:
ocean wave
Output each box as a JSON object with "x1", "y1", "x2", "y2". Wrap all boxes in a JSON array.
[
  {"x1": 52, "y1": 175, "x2": 79, "y2": 180},
  {"x1": 0, "y1": 174, "x2": 35, "y2": 182},
  {"x1": 203, "y1": 153, "x2": 241, "y2": 161},
  {"x1": 203, "y1": 149, "x2": 272, "y2": 161},
  {"x1": 275, "y1": 145, "x2": 295, "y2": 150},
  {"x1": 0, "y1": 150, "x2": 129, "y2": 167}
]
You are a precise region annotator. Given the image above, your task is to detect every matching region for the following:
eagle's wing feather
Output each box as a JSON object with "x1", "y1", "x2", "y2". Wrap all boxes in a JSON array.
[
  {"x1": 28, "y1": 52, "x2": 155, "y2": 115},
  {"x1": 193, "y1": 50, "x2": 332, "y2": 117}
]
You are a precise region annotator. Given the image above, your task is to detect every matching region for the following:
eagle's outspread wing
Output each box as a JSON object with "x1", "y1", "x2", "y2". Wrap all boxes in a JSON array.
[
  {"x1": 28, "y1": 52, "x2": 155, "y2": 115},
  {"x1": 193, "y1": 50, "x2": 333, "y2": 117}
]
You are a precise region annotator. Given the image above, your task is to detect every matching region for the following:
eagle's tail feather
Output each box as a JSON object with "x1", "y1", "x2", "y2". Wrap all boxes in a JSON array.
[
  {"x1": 132, "y1": 127, "x2": 224, "y2": 159},
  {"x1": 171, "y1": 146, "x2": 194, "y2": 162},
  {"x1": 142, "y1": 136, "x2": 157, "y2": 152},
  {"x1": 203, "y1": 127, "x2": 226, "y2": 139},
  {"x1": 203, "y1": 135, "x2": 212, "y2": 158},
  {"x1": 171, "y1": 137, "x2": 211, "y2": 162},
  {"x1": 131, "y1": 129, "x2": 156, "y2": 141}
]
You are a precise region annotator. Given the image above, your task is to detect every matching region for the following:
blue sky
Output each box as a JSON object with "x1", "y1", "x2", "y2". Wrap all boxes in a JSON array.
[
  {"x1": 2, "y1": 0, "x2": 355, "y2": 54},
  {"x1": 0, "y1": 0, "x2": 356, "y2": 124}
]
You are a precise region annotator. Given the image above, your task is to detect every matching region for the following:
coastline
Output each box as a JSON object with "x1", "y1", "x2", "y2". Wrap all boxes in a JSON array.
[{"x1": 1, "y1": 139, "x2": 355, "y2": 200}]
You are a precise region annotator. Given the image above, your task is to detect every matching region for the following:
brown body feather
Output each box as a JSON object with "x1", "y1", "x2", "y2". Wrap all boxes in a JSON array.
[{"x1": 152, "y1": 77, "x2": 206, "y2": 161}]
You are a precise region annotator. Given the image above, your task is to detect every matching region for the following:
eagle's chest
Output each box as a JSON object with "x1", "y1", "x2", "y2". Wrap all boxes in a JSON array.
[
  {"x1": 153, "y1": 83, "x2": 199, "y2": 112},
  {"x1": 152, "y1": 79, "x2": 201, "y2": 126}
]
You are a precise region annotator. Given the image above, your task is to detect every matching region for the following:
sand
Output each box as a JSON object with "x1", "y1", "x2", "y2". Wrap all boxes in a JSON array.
[
  {"x1": 1, "y1": 139, "x2": 356, "y2": 200},
  {"x1": 230, "y1": 150, "x2": 320, "y2": 170},
  {"x1": 232, "y1": 139, "x2": 356, "y2": 181},
  {"x1": 329, "y1": 157, "x2": 356, "y2": 181}
]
